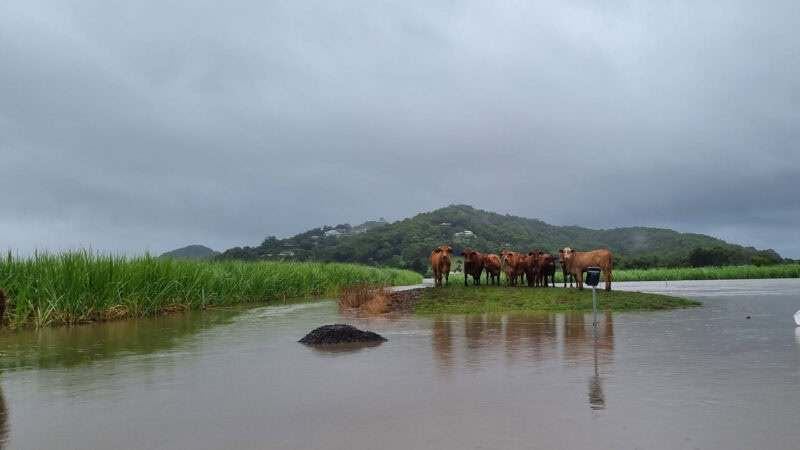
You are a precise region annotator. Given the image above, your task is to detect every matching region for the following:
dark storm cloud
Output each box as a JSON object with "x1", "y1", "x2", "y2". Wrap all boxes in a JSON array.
[{"x1": 1, "y1": 0, "x2": 799, "y2": 257}]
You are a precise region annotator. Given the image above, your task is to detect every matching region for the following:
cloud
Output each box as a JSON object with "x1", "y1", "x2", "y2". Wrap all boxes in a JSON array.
[{"x1": 1, "y1": 0, "x2": 799, "y2": 257}]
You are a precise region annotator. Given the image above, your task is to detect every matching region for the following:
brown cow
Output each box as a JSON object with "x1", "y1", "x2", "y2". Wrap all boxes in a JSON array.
[
  {"x1": 516, "y1": 254, "x2": 531, "y2": 286},
  {"x1": 538, "y1": 253, "x2": 556, "y2": 287},
  {"x1": 519, "y1": 253, "x2": 536, "y2": 286},
  {"x1": 483, "y1": 254, "x2": 502, "y2": 285},
  {"x1": 430, "y1": 245, "x2": 453, "y2": 287},
  {"x1": 560, "y1": 247, "x2": 613, "y2": 291},
  {"x1": 558, "y1": 250, "x2": 575, "y2": 288},
  {"x1": 501, "y1": 250, "x2": 522, "y2": 286},
  {"x1": 461, "y1": 249, "x2": 486, "y2": 286},
  {"x1": 527, "y1": 250, "x2": 555, "y2": 287}
]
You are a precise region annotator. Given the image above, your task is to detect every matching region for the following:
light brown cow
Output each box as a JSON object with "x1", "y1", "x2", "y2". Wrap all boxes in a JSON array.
[
  {"x1": 501, "y1": 250, "x2": 522, "y2": 286},
  {"x1": 430, "y1": 245, "x2": 453, "y2": 287},
  {"x1": 461, "y1": 249, "x2": 486, "y2": 286},
  {"x1": 560, "y1": 247, "x2": 613, "y2": 291},
  {"x1": 483, "y1": 254, "x2": 502, "y2": 285},
  {"x1": 558, "y1": 250, "x2": 575, "y2": 288}
]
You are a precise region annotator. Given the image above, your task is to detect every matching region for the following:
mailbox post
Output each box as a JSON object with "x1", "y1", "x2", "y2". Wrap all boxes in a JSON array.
[{"x1": 585, "y1": 267, "x2": 602, "y2": 332}]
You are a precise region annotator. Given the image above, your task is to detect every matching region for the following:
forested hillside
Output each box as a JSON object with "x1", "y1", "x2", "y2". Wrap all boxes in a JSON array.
[{"x1": 219, "y1": 205, "x2": 786, "y2": 273}]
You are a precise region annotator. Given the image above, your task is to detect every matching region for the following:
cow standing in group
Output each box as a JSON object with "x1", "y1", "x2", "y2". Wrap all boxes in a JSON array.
[
  {"x1": 501, "y1": 250, "x2": 523, "y2": 286},
  {"x1": 537, "y1": 252, "x2": 556, "y2": 287},
  {"x1": 483, "y1": 254, "x2": 502, "y2": 285},
  {"x1": 558, "y1": 250, "x2": 575, "y2": 288},
  {"x1": 559, "y1": 247, "x2": 613, "y2": 291},
  {"x1": 520, "y1": 253, "x2": 536, "y2": 286},
  {"x1": 430, "y1": 245, "x2": 453, "y2": 287},
  {"x1": 528, "y1": 250, "x2": 556, "y2": 287},
  {"x1": 461, "y1": 249, "x2": 486, "y2": 286}
]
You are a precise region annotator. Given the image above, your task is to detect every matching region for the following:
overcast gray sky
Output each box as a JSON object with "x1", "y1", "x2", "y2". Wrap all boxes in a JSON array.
[{"x1": 2, "y1": 0, "x2": 799, "y2": 257}]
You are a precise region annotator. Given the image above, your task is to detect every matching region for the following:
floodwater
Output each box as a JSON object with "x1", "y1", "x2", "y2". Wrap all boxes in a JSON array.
[{"x1": 1, "y1": 279, "x2": 799, "y2": 450}]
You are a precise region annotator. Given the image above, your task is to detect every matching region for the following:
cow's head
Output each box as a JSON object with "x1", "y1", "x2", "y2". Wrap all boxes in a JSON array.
[
  {"x1": 501, "y1": 249, "x2": 515, "y2": 266},
  {"x1": 529, "y1": 249, "x2": 542, "y2": 266},
  {"x1": 560, "y1": 247, "x2": 574, "y2": 264},
  {"x1": 461, "y1": 248, "x2": 479, "y2": 264},
  {"x1": 434, "y1": 245, "x2": 453, "y2": 261}
]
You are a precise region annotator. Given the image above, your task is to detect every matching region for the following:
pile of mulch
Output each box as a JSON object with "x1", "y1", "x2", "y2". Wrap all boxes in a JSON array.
[
  {"x1": 387, "y1": 288, "x2": 426, "y2": 314},
  {"x1": 299, "y1": 324, "x2": 387, "y2": 345}
]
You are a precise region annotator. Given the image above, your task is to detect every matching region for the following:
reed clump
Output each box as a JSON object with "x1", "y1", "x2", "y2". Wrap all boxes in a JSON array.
[
  {"x1": 0, "y1": 251, "x2": 421, "y2": 328},
  {"x1": 337, "y1": 284, "x2": 392, "y2": 315}
]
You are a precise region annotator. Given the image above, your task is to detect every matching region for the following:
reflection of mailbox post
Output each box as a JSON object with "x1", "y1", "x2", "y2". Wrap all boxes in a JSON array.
[{"x1": 586, "y1": 267, "x2": 602, "y2": 332}]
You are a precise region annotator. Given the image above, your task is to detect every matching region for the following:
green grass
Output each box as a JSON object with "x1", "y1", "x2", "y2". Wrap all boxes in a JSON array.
[
  {"x1": 415, "y1": 284, "x2": 701, "y2": 315},
  {"x1": 603, "y1": 264, "x2": 800, "y2": 281},
  {"x1": 0, "y1": 251, "x2": 422, "y2": 328}
]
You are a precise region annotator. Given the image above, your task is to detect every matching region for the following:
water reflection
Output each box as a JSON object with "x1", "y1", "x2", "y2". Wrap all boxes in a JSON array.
[
  {"x1": 0, "y1": 383, "x2": 7, "y2": 449},
  {"x1": 303, "y1": 341, "x2": 384, "y2": 354},
  {"x1": 430, "y1": 312, "x2": 615, "y2": 410},
  {"x1": 504, "y1": 313, "x2": 557, "y2": 363},
  {"x1": 0, "y1": 308, "x2": 241, "y2": 371},
  {"x1": 432, "y1": 317, "x2": 453, "y2": 376},
  {"x1": 588, "y1": 338, "x2": 606, "y2": 410}
]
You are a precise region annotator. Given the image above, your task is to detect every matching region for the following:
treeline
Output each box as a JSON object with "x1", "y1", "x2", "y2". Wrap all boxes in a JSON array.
[{"x1": 219, "y1": 205, "x2": 793, "y2": 273}]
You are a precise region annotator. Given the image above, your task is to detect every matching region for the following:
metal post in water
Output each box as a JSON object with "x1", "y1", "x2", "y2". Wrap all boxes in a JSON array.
[
  {"x1": 585, "y1": 267, "x2": 602, "y2": 335},
  {"x1": 592, "y1": 285, "x2": 597, "y2": 333}
]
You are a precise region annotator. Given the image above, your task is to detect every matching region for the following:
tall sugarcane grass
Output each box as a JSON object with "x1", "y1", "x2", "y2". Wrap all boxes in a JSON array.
[{"x1": 0, "y1": 251, "x2": 422, "y2": 328}]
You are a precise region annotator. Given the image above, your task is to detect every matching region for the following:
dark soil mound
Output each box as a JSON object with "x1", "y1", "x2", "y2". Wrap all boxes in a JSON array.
[{"x1": 299, "y1": 324, "x2": 387, "y2": 345}]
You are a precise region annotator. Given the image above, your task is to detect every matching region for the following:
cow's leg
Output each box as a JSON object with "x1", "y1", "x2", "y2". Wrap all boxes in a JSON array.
[
  {"x1": 577, "y1": 271, "x2": 584, "y2": 290},
  {"x1": 604, "y1": 269, "x2": 612, "y2": 291},
  {"x1": 464, "y1": 272, "x2": 468, "y2": 286},
  {"x1": 445, "y1": 272, "x2": 449, "y2": 286}
]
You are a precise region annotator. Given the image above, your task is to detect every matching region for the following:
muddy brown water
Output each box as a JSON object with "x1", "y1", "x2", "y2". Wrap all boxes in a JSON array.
[{"x1": 1, "y1": 279, "x2": 799, "y2": 449}]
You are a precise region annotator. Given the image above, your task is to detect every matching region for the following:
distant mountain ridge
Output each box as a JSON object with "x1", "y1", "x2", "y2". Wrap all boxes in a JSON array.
[
  {"x1": 159, "y1": 245, "x2": 219, "y2": 260},
  {"x1": 219, "y1": 205, "x2": 785, "y2": 273}
]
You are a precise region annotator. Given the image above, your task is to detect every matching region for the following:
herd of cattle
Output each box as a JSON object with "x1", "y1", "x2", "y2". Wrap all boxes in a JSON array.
[{"x1": 429, "y1": 245, "x2": 614, "y2": 291}]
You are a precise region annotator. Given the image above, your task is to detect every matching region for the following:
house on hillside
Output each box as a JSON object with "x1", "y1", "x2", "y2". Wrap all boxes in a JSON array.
[
  {"x1": 323, "y1": 229, "x2": 346, "y2": 238},
  {"x1": 454, "y1": 230, "x2": 475, "y2": 239},
  {"x1": 278, "y1": 251, "x2": 295, "y2": 258}
]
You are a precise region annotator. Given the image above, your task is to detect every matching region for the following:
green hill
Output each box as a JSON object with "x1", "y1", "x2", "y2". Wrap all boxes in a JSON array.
[
  {"x1": 159, "y1": 245, "x2": 220, "y2": 260},
  {"x1": 219, "y1": 205, "x2": 785, "y2": 272}
]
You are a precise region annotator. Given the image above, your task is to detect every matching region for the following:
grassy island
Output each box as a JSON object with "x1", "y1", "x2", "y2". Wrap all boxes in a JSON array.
[{"x1": 414, "y1": 284, "x2": 701, "y2": 315}]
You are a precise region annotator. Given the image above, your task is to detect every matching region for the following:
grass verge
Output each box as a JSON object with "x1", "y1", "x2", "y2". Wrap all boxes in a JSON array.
[
  {"x1": 415, "y1": 284, "x2": 701, "y2": 315},
  {"x1": 605, "y1": 264, "x2": 800, "y2": 281},
  {"x1": 0, "y1": 251, "x2": 422, "y2": 328}
]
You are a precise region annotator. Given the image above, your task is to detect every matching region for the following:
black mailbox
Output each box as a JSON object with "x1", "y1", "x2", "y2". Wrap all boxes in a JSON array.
[{"x1": 585, "y1": 267, "x2": 602, "y2": 287}]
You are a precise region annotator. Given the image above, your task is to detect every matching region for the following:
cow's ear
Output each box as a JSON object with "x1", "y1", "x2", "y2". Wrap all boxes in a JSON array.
[
  {"x1": 434, "y1": 248, "x2": 441, "y2": 253},
  {"x1": 528, "y1": 252, "x2": 534, "y2": 255},
  {"x1": 447, "y1": 247, "x2": 453, "y2": 253},
  {"x1": 460, "y1": 251, "x2": 465, "y2": 256}
]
